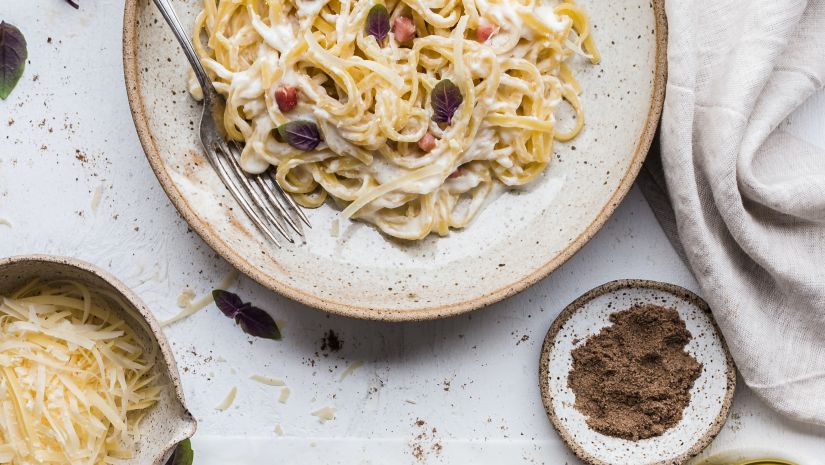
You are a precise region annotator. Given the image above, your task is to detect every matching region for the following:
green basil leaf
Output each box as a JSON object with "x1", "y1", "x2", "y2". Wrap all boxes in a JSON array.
[
  {"x1": 165, "y1": 439, "x2": 194, "y2": 465},
  {"x1": 0, "y1": 22, "x2": 28, "y2": 100}
]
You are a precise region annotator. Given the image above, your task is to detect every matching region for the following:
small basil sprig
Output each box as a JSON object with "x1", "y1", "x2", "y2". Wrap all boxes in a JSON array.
[
  {"x1": 165, "y1": 439, "x2": 194, "y2": 465},
  {"x1": 277, "y1": 120, "x2": 322, "y2": 151},
  {"x1": 0, "y1": 22, "x2": 27, "y2": 100},
  {"x1": 365, "y1": 4, "x2": 390, "y2": 42},
  {"x1": 213, "y1": 290, "x2": 282, "y2": 341},
  {"x1": 431, "y1": 79, "x2": 463, "y2": 124}
]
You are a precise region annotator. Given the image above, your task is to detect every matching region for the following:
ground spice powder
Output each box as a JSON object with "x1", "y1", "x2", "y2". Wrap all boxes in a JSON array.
[{"x1": 567, "y1": 304, "x2": 702, "y2": 440}]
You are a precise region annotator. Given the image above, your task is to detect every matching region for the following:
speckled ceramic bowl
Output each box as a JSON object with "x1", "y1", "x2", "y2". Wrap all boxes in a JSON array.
[
  {"x1": 0, "y1": 255, "x2": 196, "y2": 465},
  {"x1": 540, "y1": 280, "x2": 737, "y2": 465},
  {"x1": 123, "y1": 0, "x2": 667, "y2": 320}
]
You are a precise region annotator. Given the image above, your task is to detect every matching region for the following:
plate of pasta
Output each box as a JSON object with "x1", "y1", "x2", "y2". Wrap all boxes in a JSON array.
[{"x1": 124, "y1": 0, "x2": 665, "y2": 320}]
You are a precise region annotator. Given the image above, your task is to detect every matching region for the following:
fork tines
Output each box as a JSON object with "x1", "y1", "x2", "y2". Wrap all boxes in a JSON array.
[
  {"x1": 211, "y1": 140, "x2": 310, "y2": 247},
  {"x1": 150, "y1": 0, "x2": 308, "y2": 247}
]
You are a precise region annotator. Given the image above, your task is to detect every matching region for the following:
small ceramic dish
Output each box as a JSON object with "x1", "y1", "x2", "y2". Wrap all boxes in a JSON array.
[
  {"x1": 0, "y1": 255, "x2": 197, "y2": 465},
  {"x1": 539, "y1": 280, "x2": 736, "y2": 465}
]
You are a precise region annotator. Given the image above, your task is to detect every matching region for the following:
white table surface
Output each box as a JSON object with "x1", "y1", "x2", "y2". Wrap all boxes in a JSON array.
[{"x1": 2, "y1": 1, "x2": 824, "y2": 464}]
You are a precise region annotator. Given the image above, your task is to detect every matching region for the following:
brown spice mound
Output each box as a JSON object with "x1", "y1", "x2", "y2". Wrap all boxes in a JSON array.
[{"x1": 567, "y1": 304, "x2": 702, "y2": 440}]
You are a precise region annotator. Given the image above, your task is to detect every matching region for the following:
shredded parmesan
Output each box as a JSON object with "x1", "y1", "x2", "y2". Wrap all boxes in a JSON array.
[
  {"x1": 273, "y1": 424, "x2": 284, "y2": 436},
  {"x1": 339, "y1": 360, "x2": 364, "y2": 380},
  {"x1": 278, "y1": 387, "x2": 291, "y2": 404},
  {"x1": 162, "y1": 270, "x2": 238, "y2": 326},
  {"x1": 216, "y1": 386, "x2": 237, "y2": 411},
  {"x1": 0, "y1": 280, "x2": 160, "y2": 465},
  {"x1": 311, "y1": 406, "x2": 336, "y2": 423},
  {"x1": 176, "y1": 287, "x2": 196, "y2": 309},
  {"x1": 0, "y1": 445, "x2": 14, "y2": 462},
  {"x1": 0, "y1": 218, "x2": 11, "y2": 228},
  {"x1": 90, "y1": 184, "x2": 105, "y2": 213},
  {"x1": 250, "y1": 375, "x2": 285, "y2": 386}
]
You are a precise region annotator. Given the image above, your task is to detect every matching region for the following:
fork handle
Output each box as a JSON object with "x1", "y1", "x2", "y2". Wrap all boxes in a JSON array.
[{"x1": 152, "y1": 0, "x2": 213, "y2": 93}]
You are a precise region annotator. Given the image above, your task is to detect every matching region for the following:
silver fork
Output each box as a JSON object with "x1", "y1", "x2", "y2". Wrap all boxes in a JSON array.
[{"x1": 153, "y1": 0, "x2": 310, "y2": 246}]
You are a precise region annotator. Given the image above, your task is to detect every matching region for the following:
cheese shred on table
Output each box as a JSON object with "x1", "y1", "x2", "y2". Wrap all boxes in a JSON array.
[
  {"x1": 0, "y1": 280, "x2": 160, "y2": 465},
  {"x1": 216, "y1": 386, "x2": 238, "y2": 411},
  {"x1": 250, "y1": 374, "x2": 285, "y2": 386}
]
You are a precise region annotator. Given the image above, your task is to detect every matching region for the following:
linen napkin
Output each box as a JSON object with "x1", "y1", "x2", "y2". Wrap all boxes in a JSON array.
[{"x1": 637, "y1": 0, "x2": 825, "y2": 425}]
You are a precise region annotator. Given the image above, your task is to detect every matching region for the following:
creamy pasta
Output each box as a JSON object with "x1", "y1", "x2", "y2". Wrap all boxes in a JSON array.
[{"x1": 190, "y1": 0, "x2": 599, "y2": 239}]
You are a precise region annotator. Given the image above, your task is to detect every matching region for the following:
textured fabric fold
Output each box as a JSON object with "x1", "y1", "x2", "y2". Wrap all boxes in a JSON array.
[{"x1": 641, "y1": 0, "x2": 825, "y2": 425}]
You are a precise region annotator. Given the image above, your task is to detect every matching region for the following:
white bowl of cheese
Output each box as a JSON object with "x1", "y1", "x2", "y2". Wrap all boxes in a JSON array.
[{"x1": 0, "y1": 254, "x2": 196, "y2": 465}]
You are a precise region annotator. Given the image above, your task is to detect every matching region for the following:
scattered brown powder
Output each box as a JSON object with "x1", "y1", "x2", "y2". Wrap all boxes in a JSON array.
[
  {"x1": 568, "y1": 304, "x2": 702, "y2": 440},
  {"x1": 411, "y1": 444, "x2": 424, "y2": 460},
  {"x1": 408, "y1": 419, "x2": 442, "y2": 462},
  {"x1": 321, "y1": 330, "x2": 342, "y2": 352}
]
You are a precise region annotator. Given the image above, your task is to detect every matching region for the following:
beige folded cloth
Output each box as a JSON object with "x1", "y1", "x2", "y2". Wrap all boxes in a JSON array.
[{"x1": 637, "y1": 0, "x2": 825, "y2": 425}]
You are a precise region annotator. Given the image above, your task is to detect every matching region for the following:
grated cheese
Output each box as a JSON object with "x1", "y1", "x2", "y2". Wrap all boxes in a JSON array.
[
  {"x1": 311, "y1": 406, "x2": 336, "y2": 423},
  {"x1": 0, "y1": 280, "x2": 159, "y2": 465},
  {"x1": 278, "y1": 387, "x2": 291, "y2": 404},
  {"x1": 176, "y1": 287, "x2": 196, "y2": 309},
  {"x1": 216, "y1": 386, "x2": 237, "y2": 411},
  {"x1": 338, "y1": 360, "x2": 364, "y2": 381},
  {"x1": 162, "y1": 270, "x2": 238, "y2": 327},
  {"x1": 273, "y1": 424, "x2": 284, "y2": 436},
  {"x1": 250, "y1": 375, "x2": 285, "y2": 386},
  {"x1": 90, "y1": 184, "x2": 105, "y2": 213}
]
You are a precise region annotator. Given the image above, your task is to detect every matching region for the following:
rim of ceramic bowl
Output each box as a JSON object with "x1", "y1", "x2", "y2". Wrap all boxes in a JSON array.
[
  {"x1": 0, "y1": 254, "x2": 197, "y2": 464},
  {"x1": 692, "y1": 448, "x2": 815, "y2": 465},
  {"x1": 122, "y1": 3, "x2": 668, "y2": 321},
  {"x1": 539, "y1": 279, "x2": 737, "y2": 465}
]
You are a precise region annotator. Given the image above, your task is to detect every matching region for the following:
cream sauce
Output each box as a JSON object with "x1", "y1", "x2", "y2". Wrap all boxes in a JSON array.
[{"x1": 534, "y1": 5, "x2": 570, "y2": 33}]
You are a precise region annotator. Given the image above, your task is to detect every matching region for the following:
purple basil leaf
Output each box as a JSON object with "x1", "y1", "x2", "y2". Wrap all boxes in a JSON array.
[
  {"x1": 212, "y1": 289, "x2": 281, "y2": 340},
  {"x1": 212, "y1": 289, "x2": 245, "y2": 318},
  {"x1": 235, "y1": 305, "x2": 282, "y2": 340},
  {"x1": 431, "y1": 79, "x2": 463, "y2": 124},
  {"x1": 277, "y1": 120, "x2": 322, "y2": 151},
  {"x1": 0, "y1": 22, "x2": 28, "y2": 100},
  {"x1": 365, "y1": 4, "x2": 390, "y2": 42}
]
